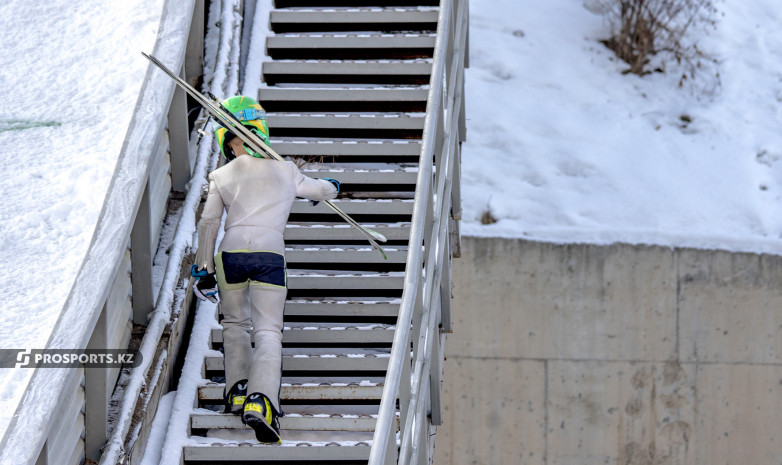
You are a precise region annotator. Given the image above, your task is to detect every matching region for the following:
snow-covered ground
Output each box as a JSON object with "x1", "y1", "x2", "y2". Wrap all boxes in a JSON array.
[
  {"x1": 0, "y1": 0, "x2": 164, "y2": 440},
  {"x1": 461, "y1": 0, "x2": 782, "y2": 254}
]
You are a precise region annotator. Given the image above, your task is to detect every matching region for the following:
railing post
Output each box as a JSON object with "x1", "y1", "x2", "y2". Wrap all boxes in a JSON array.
[
  {"x1": 85, "y1": 307, "x2": 109, "y2": 462},
  {"x1": 130, "y1": 179, "x2": 154, "y2": 324},
  {"x1": 185, "y1": 0, "x2": 205, "y2": 86},
  {"x1": 169, "y1": 76, "x2": 193, "y2": 193},
  {"x1": 34, "y1": 442, "x2": 47, "y2": 465}
]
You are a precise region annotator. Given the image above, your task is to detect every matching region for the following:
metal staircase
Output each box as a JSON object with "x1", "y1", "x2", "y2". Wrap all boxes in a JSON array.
[{"x1": 181, "y1": 0, "x2": 466, "y2": 462}]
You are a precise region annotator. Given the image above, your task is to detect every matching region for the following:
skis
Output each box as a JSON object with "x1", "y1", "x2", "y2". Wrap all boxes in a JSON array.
[{"x1": 142, "y1": 52, "x2": 388, "y2": 260}]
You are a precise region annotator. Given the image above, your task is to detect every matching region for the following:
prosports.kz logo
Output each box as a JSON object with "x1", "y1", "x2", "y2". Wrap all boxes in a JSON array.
[{"x1": 15, "y1": 349, "x2": 32, "y2": 368}]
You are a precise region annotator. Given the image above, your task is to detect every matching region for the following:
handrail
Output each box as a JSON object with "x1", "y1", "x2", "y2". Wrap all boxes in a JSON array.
[{"x1": 368, "y1": 0, "x2": 467, "y2": 462}]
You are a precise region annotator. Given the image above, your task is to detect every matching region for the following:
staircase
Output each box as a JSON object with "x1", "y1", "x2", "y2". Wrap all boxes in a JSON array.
[{"x1": 181, "y1": 0, "x2": 449, "y2": 462}]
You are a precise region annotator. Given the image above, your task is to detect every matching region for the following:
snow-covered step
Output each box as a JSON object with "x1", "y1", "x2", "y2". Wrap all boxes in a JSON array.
[
  {"x1": 198, "y1": 378, "x2": 385, "y2": 401},
  {"x1": 259, "y1": 86, "x2": 429, "y2": 112},
  {"x1": 286, "y1": 244, "x2": 408, "y2": 263},
  {"x1": 260, "y1": 86, "x2": 428, "y2": 104},
  {"x1": 290, "y1": 198, "x2": 414, "y2": 215},
  {"x1": 204, "y1": 351, "x2": 390, "y2": 372},
  {"x1": 284, "y1": 221, "x2": 410, "y2": 241},
  {"x1": 183, "y1": 443, "x2": 371, "y2": 463},
  {"x1": 284, "y1": 298, "x2": 400, "y2": 318},
  {"x1": 300, "y1": 166, "x2": 417, "y2": 185},
  {"x1": 267, "y1": 33, "x2": 436, "y2": 60},
  {"x1": 268, "y1": 33, "x2": 436, "y2": 48},
  {"x1": 190, "y1": 411, "x2": 379, "y2": 432},
  {"x1": 211, "y1": 323, "x2": 397, "y2": 345},
  {"x1": 263, "y1": 60, "x2": 432, "y2": 84},
  {"x1": 272, "y1": 138, "x2": 421, "y2": 159},
  {"x1": 287, "y1": 270, "x2": 405, "y2": 290},
  {"x1": 267, "y1": 112, "x2": 425, "y2": 131},
  {"x1": 270, "y1": 8, "x2": 439, "y2": 32},
  {"x1": 275, "y1": 0, "x2": 439, "y2": 6}
]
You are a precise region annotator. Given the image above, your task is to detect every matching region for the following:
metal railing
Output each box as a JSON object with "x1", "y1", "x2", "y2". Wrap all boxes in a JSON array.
[{"x1": 368, "y1": 0, "x2": 468, "y2": 462}]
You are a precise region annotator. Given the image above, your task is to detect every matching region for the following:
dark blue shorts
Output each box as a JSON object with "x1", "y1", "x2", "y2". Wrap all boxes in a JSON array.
[{"x1": 215, "y1": 250, "x2": 286, "y2": 290}]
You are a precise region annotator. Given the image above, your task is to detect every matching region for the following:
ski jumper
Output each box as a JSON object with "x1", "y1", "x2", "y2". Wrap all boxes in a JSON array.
[{"x1": 195, "y1": 155, "x2": 338, "y2": 413}]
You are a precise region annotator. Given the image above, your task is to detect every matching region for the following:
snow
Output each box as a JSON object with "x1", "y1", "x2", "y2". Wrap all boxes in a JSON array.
[
  {"x1": 0, "y1": 0, "x2": 164, "y2": 444},
  {"x1": 461, "y1": 0, "x2": 782, "y2": 255}
]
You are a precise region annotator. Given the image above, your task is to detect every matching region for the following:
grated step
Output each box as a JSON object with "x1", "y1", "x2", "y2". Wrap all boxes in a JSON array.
[
  {"x1": 211, "y1": 323, "x2": 396, "y2": 345},
  {"x1": 190, "y1": 411, "x2": 380, "y2": 432},
  {"x1": 259, "y1": 86, "x2": 429, "y2": 112},
  {"x1": 286, "y1": 244, "x2": 408, "y2": 263},
  {"x1": 284, "y1": 222, "x2": 410, "y2": 241},
  {"x1": 183, "y1": 443, "x2": 371, "y2": 462},
  {"x1": 198, "y1": 379, "x2": 385, "y2": 401},
  {"x1": 204, "y1": 351, "x2": 390, "y2": 372},
  {"x1": 273, "y1": 137, "x2": 420, "y2": 157},
  {"x1": 267, "y1": 33, "x2": 436, "y2": 60},
  {"x1": 263, "y1": 60, "x2": 431, "y2": 85},
  {"x1": 290, "y1": 198, "x2": 413, "y2": 216},
  {"x1": 270, "y1": 8, "x2": 439, "y2": 33},
  {"x1": 283, "y1": 298, "x2": 401, "y2": 317}
]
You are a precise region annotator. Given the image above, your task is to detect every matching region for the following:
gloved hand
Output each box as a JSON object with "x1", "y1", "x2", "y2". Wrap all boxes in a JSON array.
[
  {"x1": 310, "y1": 178, "x2": 341, "y2": 207},
  {"x1": 191, "y1": 265, "x2": 219, "y2": 303},
  {"x1": 322, "y1": 178, "x2": 341, "y2": 193}
]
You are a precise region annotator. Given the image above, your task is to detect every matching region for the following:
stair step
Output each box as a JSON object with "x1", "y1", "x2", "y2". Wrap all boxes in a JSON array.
[
  {"x1": 212, "y1": 323, "x2": 396, "y2": 345},
  {"x1": 183, "y1": 443, "x2": 371, "y2": 462},
  {"x1": 290, "y1": 198, "x2": 413, "y2": 215},
  {"x1": 191, "y1": 412, "x2": 379, "y2": 432},
  {"x1": 286, "y1": 245, "x2": 408, "y2": 263},
  {"x1": 269, "y1": 33, "x2": 436, "y2": 47},
  {"x1": 198, "y1": 379, "x2": 385, "y2": 401},
  {"x1": 285, "y1": 221, "x2": 410, "y2": 241},
  {"x1": 273, "y1": 138, "x2": 421, "y2": 156},
  {"x1": 264, "y1": 60, "x2": 431, "y2": 76},
  {"x1": 205, "y1": 351, "x2": 390, "y2": 372},
  {"x1": 263, "y1": 60, "x2": 431, "y2": 84},
  {"x1": 268, "y1": 112, "x2": 425, "y2": 130},
  {"x1": 275, "y1": 0, "x2": 439, "y2": 7},
  {"x1": 300, "y1": 166, "x2": 417, "y2": 185},
  {"x1": 288, "y1": 271, "x2": 405, "y2": 289},
  {"x1": 260, "y1": 86, "x2": 430, "y2": 102},
  {"x1": 259, "y1": 86, "x2": 429, "y2": 112},
  {"x1": 270, "y1": 8, "x2": 439, "y2": 33},
  {"x1": 268, "y1": 33, "x2": 436, "y2": 59},
  {"x1": 284, "y1": 298, "x2": 400, "y2": 317}
]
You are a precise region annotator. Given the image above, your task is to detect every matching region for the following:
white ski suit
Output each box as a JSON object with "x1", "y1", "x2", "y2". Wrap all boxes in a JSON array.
[{"x1": 195, "y1": 155, "x2": 338, "y2": 413}]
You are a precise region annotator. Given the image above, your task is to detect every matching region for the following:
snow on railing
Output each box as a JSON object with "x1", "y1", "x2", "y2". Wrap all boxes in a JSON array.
[{"x1": 368, "y1": 0, "x2": 468, "y2": 463}]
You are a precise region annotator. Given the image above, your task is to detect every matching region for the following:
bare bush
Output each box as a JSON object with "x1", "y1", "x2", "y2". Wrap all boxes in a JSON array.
[{"x1": 597, "y1": 0, "x2": 718, "y2": 82}]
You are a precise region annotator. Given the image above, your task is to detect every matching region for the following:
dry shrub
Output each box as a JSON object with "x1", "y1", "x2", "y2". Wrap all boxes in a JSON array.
[{"x1": 597, "y1": 0, "x2": 718, "y2": 84}]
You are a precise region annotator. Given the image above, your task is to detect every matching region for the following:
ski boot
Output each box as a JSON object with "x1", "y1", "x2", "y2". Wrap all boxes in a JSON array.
[
  {"x1": 223, "y1": 379, "x2": 248, "y2": 415},
  {"x1": 242, "y1": 392, "x2": 282, "y2": 444}
]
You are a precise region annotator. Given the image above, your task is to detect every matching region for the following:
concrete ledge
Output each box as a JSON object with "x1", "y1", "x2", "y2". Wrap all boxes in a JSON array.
[{"x1": 435, "y1": 237, "x2": 782, "y2": 465}]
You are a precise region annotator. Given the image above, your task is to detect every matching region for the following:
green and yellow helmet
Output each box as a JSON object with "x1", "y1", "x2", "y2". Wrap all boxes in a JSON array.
[{"x1": 214, "y1": 95, "x2": 270, "y2": 160}]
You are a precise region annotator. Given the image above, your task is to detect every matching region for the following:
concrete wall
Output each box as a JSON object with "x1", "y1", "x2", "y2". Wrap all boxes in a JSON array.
[{"x1": 434, "y1": 237, "x2": 782, "y2": 465}]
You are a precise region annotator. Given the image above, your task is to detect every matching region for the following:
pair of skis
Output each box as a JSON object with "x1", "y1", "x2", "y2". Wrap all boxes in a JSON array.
[{"x1": 142, "y1": 52, "x2": 388, "y2": 260}]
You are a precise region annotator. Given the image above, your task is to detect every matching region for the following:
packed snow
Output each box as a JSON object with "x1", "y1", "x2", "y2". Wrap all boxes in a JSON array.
[{"x1": 461, "y1": 0, "x2": 782, "y2": 254}]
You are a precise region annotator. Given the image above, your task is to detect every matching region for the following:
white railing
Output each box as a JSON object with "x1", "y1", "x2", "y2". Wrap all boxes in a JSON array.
[{"x1": 368, "y1": 0, "x2": 468, "y2": 462}]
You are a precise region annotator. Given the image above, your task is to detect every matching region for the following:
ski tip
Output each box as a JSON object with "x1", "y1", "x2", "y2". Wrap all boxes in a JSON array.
[
  {"x1": 367, "y1": 228, "x2": 388, "y2": 243},
  {"x1": 375, "y1": 245, "x2": 389, "y2": 261}
]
